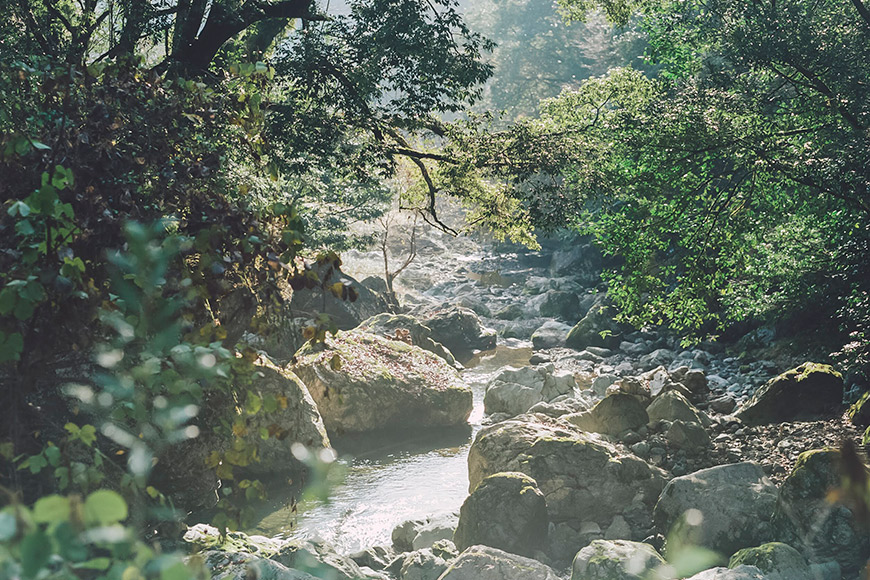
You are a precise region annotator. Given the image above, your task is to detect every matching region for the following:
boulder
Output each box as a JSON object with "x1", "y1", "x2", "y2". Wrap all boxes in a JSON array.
[
  {"x1": 684, "y1": 566, "x2": 768, "y2": 580},
  {"x1": 734, "y1": 363, "x2": 844, "y2": 425},
  {"x1": 647, "y1": 391, "x2": 708, "y2": 426},
  {"x1": 654, "y1": 462, "x2": 777, "y2": 556},
  {"x1": 196, "y1": 551, "x2": 319, "y2": 580},
  {"x1": 571, "y1": 539, "x2": 666, "y2": 580},
  {"x1": 771, "y1": 448, "x2": 870, "y2": 574},
  {"x1": 665, "y1": 420, "x2": 710, "y2": 451},
  {"x1": 398, "y1": 549, "x2": 447, "y2": 580},
  {"x1": 423, "y1": 306, "x2": 496, "y2": 358},
  {"x1": 438, "y1": 545, "x2": 561, "y2": 580},
  {"x1": 241, "y1": 359, "x2": 331, "y2": 472},
  {"x1": 609, "y1": 376, "x2": 652, "y2": 406},
  {"x1": 293, "y1": 331, "x2": 472, "y2": 433},
  {"x1": 565, "y1": 297, "x2": 620, "y2": 351},
  {"x1": 185, "y1": 526, "x2": 364, "y2": 580},
  {"x1": 564, "y1": 394, "x2": 649, "y2": 437},
  {"x1": 356, "y1": 314, "x2": 456, "y2": 366},
  {"x1": 484, "y1": 364, "x2": 575, "y2": 417},
  {"x1": 539, "y1": 291, "x2": 581, "y2": 320},
  {"x1": 468, "y1": 415, "x2": 666, "y2": 528},
  {"x1": 728, "y1": 542, "x2": 813, "y2": 580},
  {"x1": 454, "y1": 472, "x2": 548, "y2": 557},
  {"x1": 275, "y1": 540, "x2": 368, "y2": 580},
  {"x1": 531, "y1": 320, "x2": 573, "y2": 349}
]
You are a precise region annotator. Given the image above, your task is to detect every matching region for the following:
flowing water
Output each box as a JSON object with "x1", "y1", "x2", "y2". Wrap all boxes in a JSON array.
[{"x1": 250, "y1": 345, "x2": 532, "y2": 554}]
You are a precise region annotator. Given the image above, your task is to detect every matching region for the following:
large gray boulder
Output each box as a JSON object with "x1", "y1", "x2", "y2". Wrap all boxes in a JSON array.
[
  {"x1": 483, "y1": 364, "x2": 576, "y2": 417},
  {"x1": 454, "y1": 472, "x2": 548, "y2": 557},
  {"x1": 735, "y1": 363, "x2": 844, "y2": 425},
  {"x1": 728, "y1": 542, "x2": 813, "y2": 580},
  {"x1": 423, "y1": 306, "x2": 496, "y2": 358},
  {"x1": 772, "y1": 448, "x2": 870, "y2": 574},
  {"x1": 438, "y1": 545, "x2": 561, "y2": 580},
  {"x1": 571, "y1": 539, "x2": 665, "y2": 580},
  {"x1": 564, "y1": 394, "x2": 649, "y2": 436},
  {"x1": 242, "y1": 359, "x2": 331, "y2": 471},
  {"x1": 468, "y1": 415, "x2": 666, "y2": 528},
  {"x1": 654, "y1": 462, "x2": 777, "y2": 557},
  {"x1": 357, "y1": 314, "x2": 456, "y2": 366},
  {"x1": 293, "y1": 331, "x2": 472, "y2": 433}
]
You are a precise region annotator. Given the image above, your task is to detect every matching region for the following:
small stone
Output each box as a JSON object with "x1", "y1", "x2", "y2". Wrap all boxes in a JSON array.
[{"x1": 631, "y1": 441, "x2": 651, "y2": 457}]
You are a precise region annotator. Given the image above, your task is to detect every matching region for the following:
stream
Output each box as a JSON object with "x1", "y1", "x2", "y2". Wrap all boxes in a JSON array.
[{"x1": 250, "y1": 345, "x2": 532, "y2": 554}]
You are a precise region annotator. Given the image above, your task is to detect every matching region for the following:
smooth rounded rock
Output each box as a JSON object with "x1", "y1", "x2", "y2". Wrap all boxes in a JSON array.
[
  {"x1": 654, "y1": 462, "x2": 777, "y2": 556},
  {"x1": 439, "y1": 545, "x2": 561, "y2": 580},
  {"x1": 571, "y1": 539, "x2": 665, "y2": 580},
  {"x1": 454, "y1": 472, "x2": 548, "y2": 557}
]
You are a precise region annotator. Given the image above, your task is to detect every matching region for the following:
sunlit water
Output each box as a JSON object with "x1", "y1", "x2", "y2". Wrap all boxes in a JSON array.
[{"x1": 249, "y1": 345, "x2": 532, "y2": 554}]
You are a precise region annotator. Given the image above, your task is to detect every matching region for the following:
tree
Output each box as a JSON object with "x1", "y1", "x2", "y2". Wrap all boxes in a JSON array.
[
  {"x1": 464, "y1": 0, "x2": 648, "y2": 119},
  {"x1": 442, "y1": 0, "x2": 869, "y2": 371}
]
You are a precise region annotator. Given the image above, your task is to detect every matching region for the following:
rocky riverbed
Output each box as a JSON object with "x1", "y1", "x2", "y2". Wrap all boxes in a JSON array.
[{"x1": 189, "y1": 229, "x2": 870, "y2": 580}]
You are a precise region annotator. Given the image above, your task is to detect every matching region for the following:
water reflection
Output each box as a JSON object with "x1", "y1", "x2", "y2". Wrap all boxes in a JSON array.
[{"x1": 250, "y1": 345, "x2": 531, "y2": 554}]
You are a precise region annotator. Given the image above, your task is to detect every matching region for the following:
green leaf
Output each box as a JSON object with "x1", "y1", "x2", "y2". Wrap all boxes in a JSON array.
[
  {"x1": 15, "y1": 220, "x2": 35, "y2": 237},
  {"x1": 43, "y1": 445, "x2": 60, "y2": 467},
  {"x1": 79, "y1": 425, "x2": 97, "y2": 446},
  {"x1": 31, "y1": 141, "x2": 51, "y2": 151},
  {"x1": 159, "y1": 560, "x2": 191, "y2": 580},
  {"x1": 20, "y1": 529, "x2": 51, "y2": 578},
  {"x1": 0, "y1": 512, "x2": 16, "y2": 541},
  {"x1": 83, "y1": 490, "x2": 128, "y2": 525},
  {"x1": 0, "y1": 289, "x2": 17, "y2": 315},
  {"x1": 13, "y1": 299, "x2": 34, "y2": 321},
  {"x1": 7, "y1": 201, "x2": 31, "y2": 217},
  {"x1": 33, "y1": 495, "x2": 71, "y2": 523},
  {"x1": 245, "y1": 391, "x2": 262, "y2": 415},
  {"x1": 54, "y1": 521, "x2": 87, "y2": 561}
]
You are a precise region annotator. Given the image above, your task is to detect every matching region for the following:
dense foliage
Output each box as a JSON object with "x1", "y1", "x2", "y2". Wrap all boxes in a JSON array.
[
  {"x1": 0, "y1": 1, "x2": 498, "y2": 575},
  {"x1": 445, "y1": 0, "x2": 869, "y2": 378}
]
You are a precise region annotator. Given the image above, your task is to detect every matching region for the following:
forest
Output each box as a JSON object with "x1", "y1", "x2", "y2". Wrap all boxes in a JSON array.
[{"x1": 0, "y1": 0, "x2": 869, "y2": 578}]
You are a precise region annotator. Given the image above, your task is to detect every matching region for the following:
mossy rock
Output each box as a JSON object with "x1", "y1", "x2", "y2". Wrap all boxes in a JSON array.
[
  {"x1": 734, "y1": 362, "x2": 843, "y2": 425},
  {"x1": 293, "y1": 331, "x2": 472, "y2": 433},
  {"x1": 729, "y1": 542, "x2": 812, "y2": 580},
  {"x1": 572, "y1": 539, "x2": 665, "y2": 580},
  {"x1": 772, "y1": 448, "x2": 870, "y2": 574},
  {"x1": 454, "y1": 472, "x2": 548, "y2": 557},
  {"x1": 565, "y1": 299, "x2": 620, "y2": 350}
]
